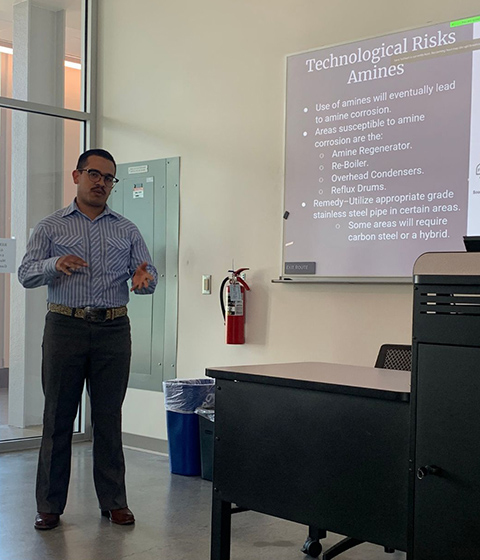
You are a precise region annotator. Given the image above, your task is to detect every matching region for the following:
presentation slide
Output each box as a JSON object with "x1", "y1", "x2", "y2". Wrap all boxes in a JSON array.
[{"x1": 283, "y1": 15, "x2": 480, "y2": 280}]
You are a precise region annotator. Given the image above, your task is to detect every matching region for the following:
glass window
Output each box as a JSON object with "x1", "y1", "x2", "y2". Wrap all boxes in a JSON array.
[
  {"x1": 0, "y1": 107, "x2": 83, "y2": 442},
  {"x1": 0, "y1": 0, "x2": 92, "y2": 449},
  {"x1": 0, "y1": 0, "x2": 84, "y2": 110}
]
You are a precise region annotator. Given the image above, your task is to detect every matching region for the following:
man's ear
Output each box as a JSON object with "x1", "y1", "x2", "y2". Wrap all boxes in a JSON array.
[{"x1": 72, "y1": 169, "x2": 80, "y2": 184}]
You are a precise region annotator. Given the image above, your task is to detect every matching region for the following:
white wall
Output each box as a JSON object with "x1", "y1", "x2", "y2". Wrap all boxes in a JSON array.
[{"x1": 97, "y1": 0, "x2": 479, "y2": 441}]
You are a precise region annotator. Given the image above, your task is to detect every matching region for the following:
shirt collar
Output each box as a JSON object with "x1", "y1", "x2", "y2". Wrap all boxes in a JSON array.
[{"x1": 61, "y1": 199, "x2": 119, "y2": 220}]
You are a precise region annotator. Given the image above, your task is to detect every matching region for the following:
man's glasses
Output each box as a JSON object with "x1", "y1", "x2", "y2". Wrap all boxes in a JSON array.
[{"x1": 77, "y1": 168, "x2": 119, "y2": 188}]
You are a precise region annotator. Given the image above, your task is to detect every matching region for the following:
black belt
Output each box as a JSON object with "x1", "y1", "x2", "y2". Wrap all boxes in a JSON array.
[{"x1": 48, "y1": 303, "x2": 128, "y2": 322}]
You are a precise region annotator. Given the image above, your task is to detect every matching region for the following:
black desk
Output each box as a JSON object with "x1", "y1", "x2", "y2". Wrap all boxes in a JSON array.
[{"x1": 206, "y1": 362, "x2": 410, "y2": 560}]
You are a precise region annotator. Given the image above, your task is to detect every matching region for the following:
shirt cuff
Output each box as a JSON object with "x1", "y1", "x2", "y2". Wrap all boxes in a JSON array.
[{"x1": 44, "y1": 257, "x2": 61, "y2": 278}]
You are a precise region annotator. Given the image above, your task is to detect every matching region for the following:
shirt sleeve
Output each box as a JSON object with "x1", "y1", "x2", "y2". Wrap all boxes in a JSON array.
[
  {"x1": 17, "y1": 223, "x2": 60, "y2": 288},
  {"x1": 129, "y1": 228, "x2": 158, "y2": 294}
]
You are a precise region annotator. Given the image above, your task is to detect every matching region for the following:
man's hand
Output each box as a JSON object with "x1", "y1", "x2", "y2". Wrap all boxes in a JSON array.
[
  {"x1": 56, "y1": 255, "x2": 88, "y2": 276},
  {"x1": 131, "y1": 261, "x2": 154, "y2": 291}
]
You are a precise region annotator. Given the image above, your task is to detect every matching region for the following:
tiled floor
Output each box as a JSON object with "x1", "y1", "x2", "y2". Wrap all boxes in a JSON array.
[{"x1": 0, "y1": 442, "x2": 407, "y2": 560}]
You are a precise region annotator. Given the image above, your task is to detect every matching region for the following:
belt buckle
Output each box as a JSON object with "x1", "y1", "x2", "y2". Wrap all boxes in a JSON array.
[{"x1": 83, "y1": 307, "x2": 107, "y2": 322}]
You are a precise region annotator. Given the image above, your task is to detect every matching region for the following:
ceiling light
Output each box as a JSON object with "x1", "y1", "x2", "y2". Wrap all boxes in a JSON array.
[
  {"x1": 65, "y1": 60, "x2": 81, "y2": 70},
  {"x1": 0, "y1": 47, "x2": 81, "y2": 70}
]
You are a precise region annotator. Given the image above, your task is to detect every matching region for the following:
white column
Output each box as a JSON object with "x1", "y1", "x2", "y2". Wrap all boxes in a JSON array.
[{"x1": 9, "y1": 1, "x2": 65, "y2": 427}]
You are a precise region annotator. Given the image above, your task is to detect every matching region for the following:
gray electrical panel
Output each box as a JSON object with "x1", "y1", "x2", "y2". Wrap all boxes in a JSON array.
[{"x1": 109, "y1": 158, "x2": 179, "y2": 391}]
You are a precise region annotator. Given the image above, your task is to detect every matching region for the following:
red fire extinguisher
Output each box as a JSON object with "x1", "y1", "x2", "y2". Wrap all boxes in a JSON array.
[{"x1": 220, "y1": 268, "x2": 250, "y2": 344}]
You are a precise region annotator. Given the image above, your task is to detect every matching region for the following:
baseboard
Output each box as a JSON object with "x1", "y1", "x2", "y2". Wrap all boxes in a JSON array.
[
  {"x1": 0, "y1": 368, "x2": 8, "y2": 389},
  {"x1": 122, "y1": 432, "x2": 169, "y2": 455}
]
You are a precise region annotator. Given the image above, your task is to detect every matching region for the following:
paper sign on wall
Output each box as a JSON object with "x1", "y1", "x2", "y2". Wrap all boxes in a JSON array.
[{"x1": 0, "y1": 238, "x2": 16, "y2": 273}]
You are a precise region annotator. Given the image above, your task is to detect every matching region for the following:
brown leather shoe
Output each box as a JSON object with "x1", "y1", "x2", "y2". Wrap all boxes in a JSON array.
[
  {"x1": 101, "y1": 507, "x2": 135, "y2": 525},
  {"x1": 34, "y1": 512, "x2": 60, "y2": 530}
]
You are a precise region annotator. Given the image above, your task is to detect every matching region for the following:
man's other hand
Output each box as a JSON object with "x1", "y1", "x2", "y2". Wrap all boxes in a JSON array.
[
  {"x1": 131, "y1": 261, "x2": 153, "y2": 291},
  {"x1": 56, "y1": 255, "x2": 88, "y2": 276}
]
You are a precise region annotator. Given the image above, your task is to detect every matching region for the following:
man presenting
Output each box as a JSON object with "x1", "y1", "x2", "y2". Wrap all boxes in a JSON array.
[{"x1": 18, "y1": 149, "x2": 157, "y2": 530}]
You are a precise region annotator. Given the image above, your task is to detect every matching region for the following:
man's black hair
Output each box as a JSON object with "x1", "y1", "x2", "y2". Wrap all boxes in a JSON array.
[{"x1": 76, "y1": 149, "x2": 116, "y2": 171}]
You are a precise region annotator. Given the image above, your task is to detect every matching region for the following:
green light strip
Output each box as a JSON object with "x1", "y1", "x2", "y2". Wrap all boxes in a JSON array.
[{"x1": 451, "y1": 15, "x2": 480, "y2": 27}]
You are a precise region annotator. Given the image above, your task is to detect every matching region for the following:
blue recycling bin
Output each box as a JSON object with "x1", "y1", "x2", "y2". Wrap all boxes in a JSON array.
[{"x1": 163, "y1": 378, "x2": 215, "y2": 476}]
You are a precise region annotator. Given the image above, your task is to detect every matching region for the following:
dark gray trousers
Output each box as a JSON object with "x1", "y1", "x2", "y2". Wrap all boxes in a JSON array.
[{"x1": 36, "y1": 311, "x2": 131, "y2": 514}]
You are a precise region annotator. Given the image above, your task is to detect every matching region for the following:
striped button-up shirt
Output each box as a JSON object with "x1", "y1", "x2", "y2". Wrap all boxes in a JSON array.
[{"x1": 18, "y1": 199, "x2": 157, "y2": 307}]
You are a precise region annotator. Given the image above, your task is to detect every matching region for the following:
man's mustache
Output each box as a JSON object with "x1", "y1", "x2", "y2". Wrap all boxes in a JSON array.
[{"x1": 91, "y1": 187, "x2": 106, "y2": 194}]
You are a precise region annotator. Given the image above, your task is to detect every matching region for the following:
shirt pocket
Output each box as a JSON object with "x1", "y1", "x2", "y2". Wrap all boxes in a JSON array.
[
  {"x1": 106, "y1": 237, "x2": 131, "y2": 272},
  {"x1": 51, "y1": 235, "x2": 85, "y2": 259}
]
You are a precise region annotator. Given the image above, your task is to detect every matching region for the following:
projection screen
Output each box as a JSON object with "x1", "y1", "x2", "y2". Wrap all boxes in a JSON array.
[{"x1": 282, "y1": 15, "x2": 480, "y2": 282}]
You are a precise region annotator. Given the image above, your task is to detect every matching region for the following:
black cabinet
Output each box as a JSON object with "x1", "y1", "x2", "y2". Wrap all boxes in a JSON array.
[{"x1": 411, "y1": 262, "x2": 480, "y2": 559}]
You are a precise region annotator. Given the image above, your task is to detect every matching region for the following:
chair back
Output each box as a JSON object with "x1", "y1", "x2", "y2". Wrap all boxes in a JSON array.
[{"x1": 375, "y1": 344, "x2": 412, "y2": 371}]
